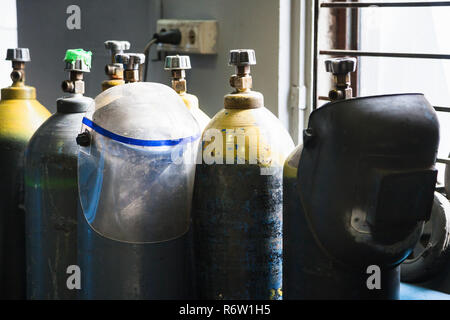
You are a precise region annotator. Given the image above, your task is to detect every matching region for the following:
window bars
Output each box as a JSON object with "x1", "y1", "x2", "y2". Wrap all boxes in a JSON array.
[{"x1": 314, "y1": 0, "x2": 450, "y2": 167}]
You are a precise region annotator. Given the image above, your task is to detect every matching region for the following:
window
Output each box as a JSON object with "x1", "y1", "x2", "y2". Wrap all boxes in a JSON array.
[{"x1": 316, "y1": 0, "x2": 450, "y2": 185}]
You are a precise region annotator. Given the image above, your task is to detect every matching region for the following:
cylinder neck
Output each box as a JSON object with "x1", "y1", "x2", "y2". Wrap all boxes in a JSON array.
[
  {"x1": 1, "y1": 85, "x2": 36, "y2": 100},
  {"x1": 57, "y1": 93, "x2": 92, "y2": 113}
]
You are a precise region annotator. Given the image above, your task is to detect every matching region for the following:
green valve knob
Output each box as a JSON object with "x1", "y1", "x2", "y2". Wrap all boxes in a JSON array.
[{"x1": 64, "y1": 49, "x2": 92, "y2": 72}]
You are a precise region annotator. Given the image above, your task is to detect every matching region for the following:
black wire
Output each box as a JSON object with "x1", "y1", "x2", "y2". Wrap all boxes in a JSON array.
[
  {"x1": 143, "y1": 30, "x2": 181, "y2": 81},
  {"x1": 143, "y1": 38, "x2": 157, "y2": 82}
]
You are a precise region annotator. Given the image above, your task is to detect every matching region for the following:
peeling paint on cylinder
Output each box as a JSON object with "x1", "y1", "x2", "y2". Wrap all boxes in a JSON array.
[{"x1": 193, "y1": 164, "x2": 283, "y2": 299}]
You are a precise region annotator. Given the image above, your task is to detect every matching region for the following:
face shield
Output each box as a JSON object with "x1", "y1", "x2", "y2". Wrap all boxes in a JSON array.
[
  {"x1": 297, "y1": 94, "x2": 440, "y2": 267},
  {"x1": 78, "y1": 82, "x2": 200, "y2": 244}
]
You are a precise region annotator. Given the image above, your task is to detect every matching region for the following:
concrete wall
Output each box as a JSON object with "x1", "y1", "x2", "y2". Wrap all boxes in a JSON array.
[
  {"x1": 151, "y1": 0, "x2": 287, "y2": 120},
  {"x1": 17, "y1": 0, "x2": 159, "y2": 112},
  {"x1": 0, "y1": 0, "x2": 18, "y2": 90},
  {"x1": 16, "y1": 0, "x2": 290, "y2": 123}
]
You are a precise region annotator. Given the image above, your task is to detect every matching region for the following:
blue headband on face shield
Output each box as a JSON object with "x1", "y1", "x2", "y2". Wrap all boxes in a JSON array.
[{"x1": 82, "y1": 117, "x2": 200, "y2": 147}]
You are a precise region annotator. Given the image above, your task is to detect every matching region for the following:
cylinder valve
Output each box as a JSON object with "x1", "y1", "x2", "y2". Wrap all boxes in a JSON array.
[
  {"x1": 229, "y1": 49, "x2": 256, "y2": 92},
  {"x1": 61, "y1": 49, "x2": 92, "y2": 94},
  {"x1": 116, "y1": 53, "x2": 145, "y2": 83},
  {"x1": 104, "y1": 40, "x2": 130, "y2": 80},
  {"x1": 6, "y1": 48, "x2": 31, "y2": 85},
  {"x1": 325, "y1": 57, "x2": 357, "y2": 101},
  {"x1": 164, "y1": 55, "x2": 191, "y2": 93}
]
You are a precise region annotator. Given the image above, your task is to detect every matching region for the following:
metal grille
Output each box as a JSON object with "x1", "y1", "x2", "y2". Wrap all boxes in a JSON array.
[{"x1": 313, "y1": 0, "x2": 450, "y2": 167}]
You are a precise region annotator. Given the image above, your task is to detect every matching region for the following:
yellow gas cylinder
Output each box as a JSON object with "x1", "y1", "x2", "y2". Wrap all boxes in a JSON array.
[
  {"x1": 0, "y1": 48, "x2": 50, "y2": 299},
  {"x1": 164, "y1": 55, "x2": 210, "y2": 130},
  {"x1": 101, "y1": 40, "x2": 130, "y2": 91},
  {"x1": 191, "y1": 49, "x2": 294, "y2": 300}
]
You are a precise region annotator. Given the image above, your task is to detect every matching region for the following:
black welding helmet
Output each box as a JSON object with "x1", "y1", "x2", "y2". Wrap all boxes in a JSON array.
[{"x1": 297, "y1": 93, "x2": 440, "y2": 269}]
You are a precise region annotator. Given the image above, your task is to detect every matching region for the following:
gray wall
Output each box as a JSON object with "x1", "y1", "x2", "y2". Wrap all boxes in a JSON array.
[
  {"x1": 17, "y1": 0, "x2": 285, "y2": 119},
  {"x1": 151, "y1": 0, "x2": 283, "y2": 118},
  {"x1": 17, "y1": 0, "x2": 159, "y2": 112}
]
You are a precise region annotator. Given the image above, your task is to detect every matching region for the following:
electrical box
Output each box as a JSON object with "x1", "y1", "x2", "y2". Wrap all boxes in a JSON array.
[{"x1": 156, "y1": 19, "x2": 218, "y2": 54}]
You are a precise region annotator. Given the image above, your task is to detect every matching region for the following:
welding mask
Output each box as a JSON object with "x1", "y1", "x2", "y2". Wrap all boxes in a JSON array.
[
  {"x1": 297, "y1": 94, "x2": 440, "y2": 268},
  {"x1": 78, "y1": 82, "x2": 200, "y2": 243}
]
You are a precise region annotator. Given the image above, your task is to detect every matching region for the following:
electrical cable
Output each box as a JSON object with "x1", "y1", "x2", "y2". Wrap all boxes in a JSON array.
[{"x1": 142, "y1": 29, "x2": 182, "y2": 82}]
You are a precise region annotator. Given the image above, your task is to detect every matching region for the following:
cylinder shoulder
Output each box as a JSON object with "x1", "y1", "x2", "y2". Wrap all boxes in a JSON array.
[
  {"x1": 0, "y1": 98, "x2": 51, "y2": 142},
  {"x1": 57, "y1": 95, "x2": 93, "y2": 113},
  {"x1": 202, "y1": 107, "x2": 295, "y2": 166}
]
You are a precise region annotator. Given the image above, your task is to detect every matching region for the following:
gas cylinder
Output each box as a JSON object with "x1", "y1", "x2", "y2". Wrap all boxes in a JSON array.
[
  {"x1": 0, "y1": 48, "x2": 51, "y2": 299},
  {"x1": 25, "y1": 49, "x2": 93, "y2": 299},
  {"x1": 283, "y1": 57, "x2": 440, "y2": 299},
  {"x1": 192, "y1": 49, "x2": 294, "y2": 300},
  {"x1": 76, "y1": 52, "x2": 199, "y2": 299},
  {"x1": 102, "y1": 40, "x2": 130, "y2": 91},
  {"x1": 164, "y1": 55, "x2": 210, "y2": 130}
]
